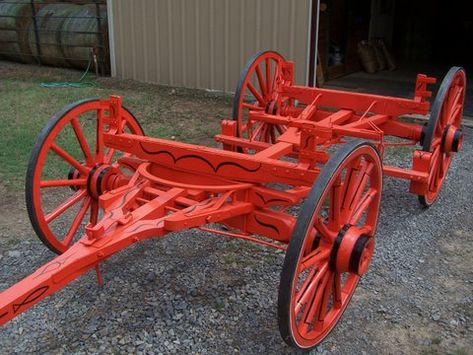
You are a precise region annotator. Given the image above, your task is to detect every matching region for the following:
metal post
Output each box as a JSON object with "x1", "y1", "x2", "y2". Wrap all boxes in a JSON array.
[
  {"x1": 95, "y1": 0, "x2": 105, "y2": 76},
  {"x1": 30, "y1": 0, "x2": 42, "y2": 65}
]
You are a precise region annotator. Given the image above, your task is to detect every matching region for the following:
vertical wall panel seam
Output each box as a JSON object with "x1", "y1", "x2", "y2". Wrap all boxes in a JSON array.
[
  {"x1": 224, "y1": 0, "x2": 229, "y2": 91},
  {"x1": 130, "y1": 3, "x2": 137, "y2": 79},
  {"x1": 255, "y1": 0, "x2": 261, "y2": 52},
  {"x1": 272, "y1": 0, "x2": 278, "y2": 50},
  {"x1": 289, "y1": 0, "x2": 296, "y2": 60},
  {"x1": 239, "y1": 0, "x2": 245, "y2": 73},
  {"x1": 209, "y1": 0, "x2": 215, "y2": 89},
  {"x1": 195, "y1": 3, "x2": 200, "y2": 88},
  {"x1": 181, "y1": 0, "x2": 187, "y2": 87},
  {"x1": 153, "y1": 1, "x2": 160, "y2": 83},
  {"x1": 142, "y1": 2, "x2": 149, "y2": 82},
  {"x1": 167, "y1": 0, "x2": 174, "y2": 85}
]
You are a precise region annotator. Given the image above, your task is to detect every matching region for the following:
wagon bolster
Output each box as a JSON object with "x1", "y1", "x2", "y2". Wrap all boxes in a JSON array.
[{"x1": 103, "y1": 133, "x2": 319, "y2": 186}]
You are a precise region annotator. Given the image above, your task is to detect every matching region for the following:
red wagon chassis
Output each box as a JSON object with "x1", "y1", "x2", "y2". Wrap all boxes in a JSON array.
[{"x1": 0, "y1": 51, "x2": 466, "y2": 350}]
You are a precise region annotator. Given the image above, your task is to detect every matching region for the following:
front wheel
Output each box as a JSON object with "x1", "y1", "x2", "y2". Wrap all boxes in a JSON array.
[
  {"x1": 278, "y1": 140, "x2": 383, "y2": 350},
  {"x1": 25, "y1": 98, "x2": 144, "y2": 254}
]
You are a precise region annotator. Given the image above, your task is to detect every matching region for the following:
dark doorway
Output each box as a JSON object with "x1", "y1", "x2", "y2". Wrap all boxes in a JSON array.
[{"x1": 321, "y1": 0, "x2": 473, "y2": 116}]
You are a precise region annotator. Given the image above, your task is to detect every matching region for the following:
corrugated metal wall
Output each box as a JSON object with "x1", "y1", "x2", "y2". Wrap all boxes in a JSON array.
[{"x1": 108, "y1": 0, "x2": 311, "y2": 92}]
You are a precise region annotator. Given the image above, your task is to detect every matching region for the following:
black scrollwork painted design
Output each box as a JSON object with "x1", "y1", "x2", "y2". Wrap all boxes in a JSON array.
[
  {"x1": 34, "y1": 253, "x2": 76, "y2": 279},
  {"x1": 140, "y1": 144, "x2": 262, "y2": 174},
  {"x1": 254, "y1": 215, "x2": 280, "y2": 235},
  {"x1": 13, "y1": 286, "x2": 49, "y2": 313},
  {"x1": 254, "y1": 191, "x2": 290, "y2": 206}
]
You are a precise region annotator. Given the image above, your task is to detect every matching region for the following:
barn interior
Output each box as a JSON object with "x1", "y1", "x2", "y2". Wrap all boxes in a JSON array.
[{"x1": 318, "y1": 0, "x2": 473, "y2": 116}]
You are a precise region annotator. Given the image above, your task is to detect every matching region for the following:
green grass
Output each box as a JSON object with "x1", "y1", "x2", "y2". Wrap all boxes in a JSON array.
[{"x1": 0, "y1": 61, "x2": 232, "y2": 192}]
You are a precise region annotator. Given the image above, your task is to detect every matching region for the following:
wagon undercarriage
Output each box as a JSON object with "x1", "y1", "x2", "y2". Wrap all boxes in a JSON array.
[{"x1": 0, "y1": 51, "x2": 466, "y2": 350}]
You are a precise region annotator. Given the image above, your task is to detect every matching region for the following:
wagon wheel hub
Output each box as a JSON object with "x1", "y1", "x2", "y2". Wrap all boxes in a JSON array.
[
  {"x1": 69, "y1": 164, "x2": 123, "y2": 200},
  {"x1": 330, "y1": 224, "x2": 374, "y2": 276},
  {"x1": 441, "y1": 125, "x2": 463, "y2": 153},
  {"x1": 265, "y1": 100, "x2": 278, "y2": 115}
]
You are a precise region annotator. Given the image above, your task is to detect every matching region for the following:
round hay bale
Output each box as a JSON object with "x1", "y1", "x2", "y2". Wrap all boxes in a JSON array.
[
  {"x1": 0, "y1": 0, "x2": 41, "y2": 63},
  {"x1": 28, "y1": 3, "x2": 81, "y2": 66},
  {"x1": 61, "y1": 4, "x2": 109, "y2": 71}
]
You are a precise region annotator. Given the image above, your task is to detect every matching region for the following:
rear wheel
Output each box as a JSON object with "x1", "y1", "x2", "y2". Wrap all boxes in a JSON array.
[
  {"x1": 278, "y1": 140, "x2": 383, "y2": 350},
  {"x1": 232, "y1": 51, "x2": 293, "y2": 147},
  {"x1": 26, "y1": 98, "x2": 144, "y2": 254},
  {"x1": 418, "y1": 67, "x2": 466, "y2": 207}
]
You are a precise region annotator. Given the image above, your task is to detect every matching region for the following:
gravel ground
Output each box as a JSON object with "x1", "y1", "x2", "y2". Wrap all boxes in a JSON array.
[{"x1": 0, "y1": 130, "x2": 472, "y2": 354}]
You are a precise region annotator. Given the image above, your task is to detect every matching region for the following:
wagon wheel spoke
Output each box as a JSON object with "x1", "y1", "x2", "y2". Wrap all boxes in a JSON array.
[
  {"x1": 328, "y1": 177, "x2": 343, "y2": 230},
  {"x1": 40, "y1": 178, "x2": 87, "y2": 188},
  {"x1": 332, "y1": 272, "x2": 342, "y2": 308},
  {"x1": 313, "y1": 217, "x2": 335, "y2": 241},
  {"x1": 263, "y1": 124, "x2": 271, "y2": 143},
  {"x1": 242, "y1": 102, "x2": 264, "y2": 111},
  {"x1": 349, "y1": 188, "x2": 378, "y2": 225},
  {"x1": 70, "y1": 117, "x2": 94, "y2": 166},
  {"x1": 295, "y1": 263, "x2": 329, "y2": 317},
  {"x1": 269, "y1": 125, "x2": 277, "y2": 143},
  {"x1": 312, "y1": 272, "x2": 334, "y2": 330},
  {"x1": 63, "y1": 196, "x2": 91, "y2": 247},
  {"x1": 298, "y1": 269, "x2": 331, "y2": 334},
  {"x1": 95, "y1": 109, "x2": 105, "y2": 163},
  {"x1": 247, "y1": 82, "x2": 265, "y2": 106},
  {"x1": 300, "y1": 248, "x2": 331, "y2": 271},
  {"x1": 341, "y1": 158, "x2": 372, "y2": 220},
  {"x1": 251, "y1": 121, "x2": 266, "y2": 141},
  {"x1": 255, "y1": 64, "x2": 267, "y2": 97},
  {"x1": 44, "y1": 190, "x2": 87, "y2": 224},
  {"x1": 51, "y1": 143, "x2": 89, "y2": 175},
  {"x1": 265, "y1": 58, "x2": 273, "y2": 93},
  {"x1": 104, "y1": 148, "x2": 116, "y2": 165},
  {"x1": 275, "y1": 124, "x2": 286, "y2": 135},
  {"x1": 447, "y1": 86, "x2": 463, "y2": 120},
  {"x1": 271, "y1": 60, "x2": 281, "y2": 93}
]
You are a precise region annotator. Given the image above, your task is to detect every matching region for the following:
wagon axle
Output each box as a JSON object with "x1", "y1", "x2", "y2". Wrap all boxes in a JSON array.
[{"x1": 0, "y1": 51, "x2": 466, "y2": 351}]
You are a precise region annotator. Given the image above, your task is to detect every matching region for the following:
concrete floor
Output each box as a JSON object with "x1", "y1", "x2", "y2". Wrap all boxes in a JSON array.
[{"x1": 323, "y1": 65, "x2": 473, "y2": 118}]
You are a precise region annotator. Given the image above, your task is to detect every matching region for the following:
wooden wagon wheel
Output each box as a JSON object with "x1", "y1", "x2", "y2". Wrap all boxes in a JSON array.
[
  {"x1": 278, "y1": 140, "x2": 383, "y2": 351},
  {"x1": 232, "y1": 51, "x2": 293, "y2": 148},
  {"x1": 26, "y1": 98, "x2": 144, "y2": 254},
  {"x1": 419, "y1": 67, "x2": 466, "y2": 207}
]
